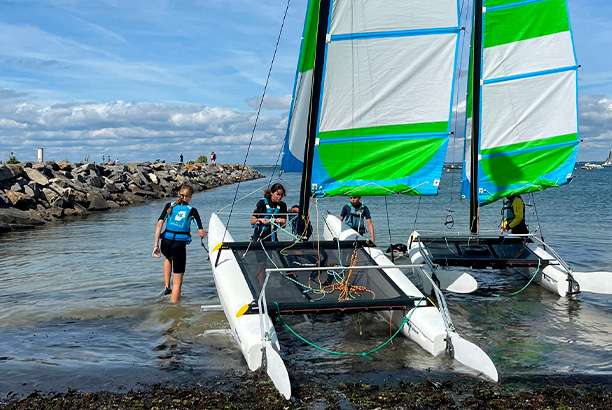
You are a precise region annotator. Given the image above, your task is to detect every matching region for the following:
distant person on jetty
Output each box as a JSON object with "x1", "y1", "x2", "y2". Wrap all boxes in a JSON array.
[
  {"x1": 251, "y1": 183, "x2": 287, "y2": 242},
  {"x1": 153, "y1": 185, "x2": 207, "y2": 303},
  {"x1": 210, "y1": 151, "x2": 216, "y2": 164},
  {"x1": 501, "y1": 194, "x2": 529, "y2": 234},
  {"x1": 339, "y1": 196, "x2": 375, "y2": 243},
  {"x1": 180, "y1": 153, "x2": 183, "y2": 163},
  {"x1": 289, "y1": 204, "x2": 312, "y2": 241}
]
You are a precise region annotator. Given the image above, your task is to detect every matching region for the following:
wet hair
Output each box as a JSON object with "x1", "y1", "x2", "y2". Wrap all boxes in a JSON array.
[
  {"x1": 167, "y1": 185, "x2": 194, "y2": 216},
  {"x1": 263, "y1": 183, "x2": 286, "y2": 200}
]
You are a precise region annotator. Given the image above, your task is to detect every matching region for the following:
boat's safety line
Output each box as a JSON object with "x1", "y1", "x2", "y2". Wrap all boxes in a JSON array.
[
  {"x1": 220, "y1": 0, "x2": 291, "y2": 243},
  {"x1": 273, "y1": 298, "x2": 424, "y2": 360},
  {"x1": 216, "y1": 182, "x2": 276, "y2": 213},
  {"x1": 493, "y1": 259, "x2": 541, "y2": 297}
]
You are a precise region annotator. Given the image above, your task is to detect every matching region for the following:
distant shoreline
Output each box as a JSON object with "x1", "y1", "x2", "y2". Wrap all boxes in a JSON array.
[{"x1": 0, "y1": 161, "x2": 263, "y2": 233}]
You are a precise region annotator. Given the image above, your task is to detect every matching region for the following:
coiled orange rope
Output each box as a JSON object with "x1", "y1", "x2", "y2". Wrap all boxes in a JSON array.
[{"x1": 322, "y1": 249, "x2": 375, "y2": 301}]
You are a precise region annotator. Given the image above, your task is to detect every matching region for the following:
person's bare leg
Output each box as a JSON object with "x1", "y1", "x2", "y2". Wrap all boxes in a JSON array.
[{"x1": 171, "y1": 273, "x2": 184, "y2": 303}]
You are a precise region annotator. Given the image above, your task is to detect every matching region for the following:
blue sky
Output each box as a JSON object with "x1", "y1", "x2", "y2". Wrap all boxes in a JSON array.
[{"x1": 1, "y1": 0, "x2": 611, "y2": 165}]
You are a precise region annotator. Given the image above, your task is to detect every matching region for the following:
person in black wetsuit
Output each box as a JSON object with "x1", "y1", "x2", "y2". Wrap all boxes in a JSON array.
[{"x1": 153, "y1": 185, "x2": 206, "y2": 303}]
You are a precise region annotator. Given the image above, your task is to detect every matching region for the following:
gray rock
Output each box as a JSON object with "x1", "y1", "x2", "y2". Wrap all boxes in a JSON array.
[
  {"x1": 24, "y1": 168, "x2": 50, "y2": 186},
  {"x1": 87, "y1": 193, "x2": 109, "y2": 210},
  {"x1": 0, "y1": 207, "x2": 45, "y2": 232},
  {"x1": 24, "y1": 184, "x2": 38, "y2": 199},
  {"x1": 0, "y1": 165, "x2": 14, "y2": 182},
  {"x1": 3, "y1": 189, "x2": 36, "y2": 209},
  {"x1": 0, "y1": 190, "x2": 9, "y2": 207},
  {"x1": 42, "y1": 187, "x2": 62, "y2": 204}
]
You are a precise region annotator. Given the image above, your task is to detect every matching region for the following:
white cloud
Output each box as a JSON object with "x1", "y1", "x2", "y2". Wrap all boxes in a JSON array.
[
  {"x1": 0, "y1": 92, "x2": 288, "y2": 164},
  {"x1": 245, "y1": 95, "x2": 292, "y2": 111}
]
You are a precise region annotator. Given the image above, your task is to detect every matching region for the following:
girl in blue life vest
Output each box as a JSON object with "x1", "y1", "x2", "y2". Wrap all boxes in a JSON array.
[
  {"x1": 339, "y1": 196, "x2": 376, "y2": 244},
  {"x1": 152, "y1": 185, "x2": 206, "y2": 303},
  {"x1": 250, "y1": 183, "x2": 288, "y2": 242}
]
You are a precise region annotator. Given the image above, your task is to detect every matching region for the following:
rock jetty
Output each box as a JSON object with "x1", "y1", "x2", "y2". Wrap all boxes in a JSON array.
[{"x1": 0, "y1": 161, "x2": 263, "y2": 233}]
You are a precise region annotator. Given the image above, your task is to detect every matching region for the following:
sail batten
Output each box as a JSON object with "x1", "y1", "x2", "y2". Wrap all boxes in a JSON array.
[
  {"x1": 331, "y1": 27, "x2": 460, "y2": 42},
  {"x1": 483, "y1": 64, "x2": 578, "y2": 85}
]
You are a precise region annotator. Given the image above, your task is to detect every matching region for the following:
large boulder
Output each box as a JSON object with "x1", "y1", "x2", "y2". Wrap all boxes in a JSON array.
[
  {"x1": 87, "y1": 193, "x2": 109, "y2": 210},
  {"x1": 24, "y1": 168, "x2": 50, "y2": 186},
  {"x1": 0, "y1": 207, "x2": 45, "y2": 232},
  {"x1": 0, "y1": 165, "x2": 14, "y2": 182},
  {"x1": 3, "y1": 189, "x2": 36, "y2": 210}
]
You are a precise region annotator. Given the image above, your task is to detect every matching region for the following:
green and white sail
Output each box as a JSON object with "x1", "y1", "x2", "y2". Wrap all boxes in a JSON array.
[
  {"x1": 462, "y1": 0, "x2": 579, "y2": 205},
  {"x1": 282, "y1": 0, "x2": 461, "y2": 197}
]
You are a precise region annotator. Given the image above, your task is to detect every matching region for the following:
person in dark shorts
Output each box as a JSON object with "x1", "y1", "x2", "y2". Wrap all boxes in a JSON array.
[{"x1": 152, "y1": 185, "x2": 206, "y2": 303}]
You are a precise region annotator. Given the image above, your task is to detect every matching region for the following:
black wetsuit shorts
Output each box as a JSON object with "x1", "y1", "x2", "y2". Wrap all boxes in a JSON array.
[{"x1": 160, "y1": 238, "x2": 187, "y2": 274}]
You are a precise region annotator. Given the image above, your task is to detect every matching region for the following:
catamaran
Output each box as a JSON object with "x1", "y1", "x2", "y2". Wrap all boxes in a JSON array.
[
  {"x1": 207, "y1": 0, "x2": 498, "y2": 399},
  {"x1": 407, "y1": 0, "x2": 612, "y2": 299},
  {"x1": 603, "y1": 151, "x2": 612, "y2": 167}
]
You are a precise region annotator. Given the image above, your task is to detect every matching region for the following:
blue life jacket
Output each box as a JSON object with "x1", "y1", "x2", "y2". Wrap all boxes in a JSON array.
[
  {"x1": 253, "y1": 198, "x2": 280, "y2": 241},
  {"x1": 162, "y1": 204, "x2": 193, "y2": 243},
  {"x1": 345, "y1": 203, "x2": 367, "y2": 235}
]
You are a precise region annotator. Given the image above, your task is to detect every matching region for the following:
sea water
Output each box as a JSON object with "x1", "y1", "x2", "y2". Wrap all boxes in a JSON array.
[{"x1": 1, "y1": 165, "x2": 611, "y2": 397}]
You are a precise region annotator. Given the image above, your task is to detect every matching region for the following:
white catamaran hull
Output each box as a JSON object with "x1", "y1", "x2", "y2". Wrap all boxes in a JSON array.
[
  {"x1": 208, "y1": 213, "x2": 281, "y2": 371},
  {"x1": 325, "y1": 215, "x2": 497, "y2": 380},
  {"x1": 408, "y1": 231, "x2": 600, "y2": 297},
  {"x1": 324, "y1": 215, "x2": 460, "y2": 356}
]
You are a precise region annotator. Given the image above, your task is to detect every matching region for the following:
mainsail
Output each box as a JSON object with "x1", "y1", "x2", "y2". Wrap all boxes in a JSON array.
[
  {"x1": 462, "y1": 0, "x2": 579, "y2": 205},
  {"x1": 282, "y1": 0, "x2": 461, "y2": 197}
]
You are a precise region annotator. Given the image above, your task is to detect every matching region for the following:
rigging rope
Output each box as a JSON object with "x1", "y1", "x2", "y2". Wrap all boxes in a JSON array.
[
  {"x1": 412, "y1": 197, "x2": 422, "y2": 233},
  {"x1": 493, "y1": 259, "x2": 541, "y2": 297},
  {"x1": 274, "y1": 298, "x2": 424, "y2": 360},
  {"x1": 530, "y1": 192, "x2": 545, "y2": 242},
  {"x1": 384, "y1": 196, "x2": 394, "y2": 262},
  {"x1": 221, "y1": 0, "x2": 292, "y2": 241}
]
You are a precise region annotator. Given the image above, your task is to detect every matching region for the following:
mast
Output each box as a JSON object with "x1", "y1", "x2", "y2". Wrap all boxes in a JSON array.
[
  {"x1": 297, "y1": 0, "x2": 331, "y2": 234},
  {"x1": 469, "y1": 0, "x2": 483, "y2": 234}
]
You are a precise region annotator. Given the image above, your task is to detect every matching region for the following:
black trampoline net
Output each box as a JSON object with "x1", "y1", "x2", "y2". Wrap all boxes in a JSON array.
[
  {"x1": 417, "y1": 236, "x2": 545, "y2": 268},
  {"x1": 222, "y1": 241, "x2": 423, "y2": 315}
]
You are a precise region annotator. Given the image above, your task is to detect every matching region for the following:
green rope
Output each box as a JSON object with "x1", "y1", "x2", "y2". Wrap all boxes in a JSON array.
[
  {"x1": 274, "y1": 297, "x2": 424, "y2": 360},
  {"x1": 493, "y1": 259, "x2": 541, "y2": 297}
]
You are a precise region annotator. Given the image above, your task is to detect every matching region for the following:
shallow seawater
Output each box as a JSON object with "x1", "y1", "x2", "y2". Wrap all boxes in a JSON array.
[{"x1": 1, "y1": 165, "x2": 612, "y2": 397}]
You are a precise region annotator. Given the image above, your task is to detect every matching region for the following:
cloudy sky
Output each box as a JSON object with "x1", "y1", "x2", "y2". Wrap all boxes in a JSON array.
[{"x1": 1, "y1": 0, "x2": 611, "y2": 165}]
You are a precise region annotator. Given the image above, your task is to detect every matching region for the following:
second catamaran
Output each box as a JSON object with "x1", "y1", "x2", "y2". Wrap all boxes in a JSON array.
[{"x1": 410, "y1": 0, "x2": 612, "y2": 298}]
